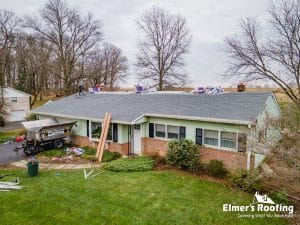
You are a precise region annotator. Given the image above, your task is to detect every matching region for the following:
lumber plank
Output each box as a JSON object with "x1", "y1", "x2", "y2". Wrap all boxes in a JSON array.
[
  {"x1": 98, "y1": 113, "x2": 112, "y2": 162},
  {"x1": 96, "y1": 113, "x2": 112, "y2": 162},
  {"x1": 96, "y1": 113, "x2": 108, "y2": 158}
]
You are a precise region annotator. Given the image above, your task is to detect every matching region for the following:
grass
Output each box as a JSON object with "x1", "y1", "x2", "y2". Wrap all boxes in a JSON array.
[
  {"x1": 37, "y1": 148, "x2": 66, "y2": 157},
  {"x1": 0, "y1": 169, "x2": 287, "y2": 225},
  {"x1": 0, "y1": 129, "x2": 25, "y2": 144}
]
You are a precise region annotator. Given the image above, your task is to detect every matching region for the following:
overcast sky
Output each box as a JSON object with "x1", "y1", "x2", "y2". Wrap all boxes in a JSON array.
[{"x1": 1, "y1": 0, "x2": 271, "y2": 87}]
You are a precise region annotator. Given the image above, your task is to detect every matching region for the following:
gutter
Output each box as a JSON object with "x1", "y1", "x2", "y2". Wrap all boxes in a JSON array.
[
  {"x1": 133, "y1": 113, "x2": 255, "y2": 126},
  {"x1": 32, "y1": 111, "x2": 255, "y2": 126},
  {"x1": 31, "y1": 111, "x2": 132, "y2": 125}
]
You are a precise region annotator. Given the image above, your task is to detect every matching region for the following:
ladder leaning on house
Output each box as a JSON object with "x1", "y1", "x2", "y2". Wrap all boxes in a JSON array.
[{"x1": 96, "y1": 112, "x2": 112, "y2": 162}]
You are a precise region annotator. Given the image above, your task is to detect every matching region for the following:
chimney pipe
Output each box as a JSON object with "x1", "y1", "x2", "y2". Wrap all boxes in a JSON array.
[{"x1": 237, "y1": 83, "x2": 245, "y2": 92}]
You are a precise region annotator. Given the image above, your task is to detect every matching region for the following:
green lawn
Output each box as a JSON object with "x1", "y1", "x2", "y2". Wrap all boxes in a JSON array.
[
  {"x1": 0, "y1": 170, "x2": 287, "y2": 225},
  {"x1": 0, "y1": 129, "x2": 24, "y2": 143}
]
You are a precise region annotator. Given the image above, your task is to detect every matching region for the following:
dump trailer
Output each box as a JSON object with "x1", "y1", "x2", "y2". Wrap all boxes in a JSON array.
[{"x1": 16, "y1": 119, "x2": 76, "y2": 156}]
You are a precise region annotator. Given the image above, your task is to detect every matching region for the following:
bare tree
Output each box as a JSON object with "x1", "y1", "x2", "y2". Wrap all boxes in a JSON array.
[
  {"x1": 225, "y1": 0, "x2": 300, "y2": 108},
  {"x1": 24, "y1": 0, "x2": 103, "y2": 95},
  {"x1": 0, "y1": 10, "x2": 21, "y2": 114},
  {"x1": 136, "y1": 7, "x2": 192, "y2": 90},
  {"x1": 15, "y1": 34, "x2": 53, "y2": 106},
  {"x1": 88, "y1": 43, "x2": 128, "y2": 90}
]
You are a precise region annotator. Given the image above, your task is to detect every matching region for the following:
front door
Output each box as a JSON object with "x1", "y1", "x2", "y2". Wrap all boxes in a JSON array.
[{"x1": 133, "y1": 125, "x2": 141, "y2": 155}]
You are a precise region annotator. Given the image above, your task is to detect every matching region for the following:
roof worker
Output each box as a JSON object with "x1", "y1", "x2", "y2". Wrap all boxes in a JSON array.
[{"x1": 78, "y1": 79, "x2": 84, "y2": 95}]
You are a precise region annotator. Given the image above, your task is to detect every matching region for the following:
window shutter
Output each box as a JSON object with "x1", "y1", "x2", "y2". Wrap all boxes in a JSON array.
[
  {"x1": 149, "y1": 123, "x2": 154, "y2": 138},
  {"x1": 86, "y1": 120, "x2": 89, "y2": 137},
  {"x1": 179, "y1": 126, "x2": 186, "y2": 139},
  {"x1": 238, "y1": 133, "x2": 247, "y2": 152},
  {"x1": 113, "y1": 123, "x2": 118, "y2": 142},
  {"x1": 195, "y1": 128, "x2": 203, "y2": 145}
]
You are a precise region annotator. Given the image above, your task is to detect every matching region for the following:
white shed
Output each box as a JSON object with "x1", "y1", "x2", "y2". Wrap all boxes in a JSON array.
[{"x1": 2, "y1": 87, "x2": 31, "y2": 122}]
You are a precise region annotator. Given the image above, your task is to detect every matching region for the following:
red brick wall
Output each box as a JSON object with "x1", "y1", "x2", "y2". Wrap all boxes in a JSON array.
[
  {"x1": 141, "y1": 137, "x2": 252, "y2": 170},
  {"x1": 200, "y1": 147, "x2": 250, "y2": 170},
  {"x1": 73, "y1": 135, "x2": 129, "y2": 155},
  {"x1": 107, "y1": 142, "x2": 129, "y2": 155},
  {"x1": 74, "y1": 136, "x2": 253, "y2": 171},
  {"x1": 141, "y1": 137, "x2": 169, "y2": 156},
  {"x1": 73, "y1": 136, "x2": 98, "y2": 148}
]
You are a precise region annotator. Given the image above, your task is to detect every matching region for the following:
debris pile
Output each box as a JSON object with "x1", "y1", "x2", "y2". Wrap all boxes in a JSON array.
[{"x1": 0, "y1": 176, "x2": 24, "y2": 192}]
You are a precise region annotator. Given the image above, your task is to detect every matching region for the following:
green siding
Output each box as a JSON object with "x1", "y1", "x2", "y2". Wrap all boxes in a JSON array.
[
  {"x1": 72, "y1": 120, "x2": 87, "y2": 137},
  {"x1": 118, "y1": 124, "x2": 129, "y2": 143},
  {"x1": 146, "y1": 117, "x2": 248, "y2": 142},
  {"x1": 255, "y1": 94, "x2": 281, "y2": 143}
]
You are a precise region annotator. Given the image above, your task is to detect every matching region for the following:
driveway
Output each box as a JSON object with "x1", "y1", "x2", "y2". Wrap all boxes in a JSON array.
[{"x1": 0, "y1": 142, "x2": 26, "y2": 165}]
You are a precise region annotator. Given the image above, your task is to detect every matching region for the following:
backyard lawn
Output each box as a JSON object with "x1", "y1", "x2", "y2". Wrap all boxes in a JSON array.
[{"x1": 0, "y1": 169, "x2": 288, "y2": 225}]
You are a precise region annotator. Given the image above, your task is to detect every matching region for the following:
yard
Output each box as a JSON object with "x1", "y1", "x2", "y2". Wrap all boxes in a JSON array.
[
  {"x1": 0, "y1": 129, "x2": 24, "y2": 144},
  {"x1": 0, "y1": 169, "x2": 287, "y2": 225}
]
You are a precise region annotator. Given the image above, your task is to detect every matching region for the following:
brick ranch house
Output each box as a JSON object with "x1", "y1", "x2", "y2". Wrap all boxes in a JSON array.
[{"x1": 32, "y1": 91, "x2": 281, "y2": 170}]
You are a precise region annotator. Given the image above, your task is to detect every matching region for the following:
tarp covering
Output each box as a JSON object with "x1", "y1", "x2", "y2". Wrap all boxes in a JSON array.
[{"x1": 22, "y1": 119, "x2": 76, "y2": 132}]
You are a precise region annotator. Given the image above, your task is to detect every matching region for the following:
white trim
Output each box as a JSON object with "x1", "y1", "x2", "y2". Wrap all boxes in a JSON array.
[
  {"x1": 134, "y1": 113, "x2": 254, "y2": 125},
  {"x1": 34, "y1": 111, "x2": 255, "y2": 126},
  {"x1": 33, "y1": 112, "x2": 130, "y2": 125}
]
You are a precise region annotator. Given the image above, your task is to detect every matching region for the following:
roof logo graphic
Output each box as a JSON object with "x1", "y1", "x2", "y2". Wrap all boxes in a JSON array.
[{"x1": 252, "y1": 191, "x2": 275, "y2": 205}]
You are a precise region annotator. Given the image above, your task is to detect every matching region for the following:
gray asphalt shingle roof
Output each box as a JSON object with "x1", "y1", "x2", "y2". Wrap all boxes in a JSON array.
[{"x1": 32, "y1": 92, "x2": 273, "y2": 124}]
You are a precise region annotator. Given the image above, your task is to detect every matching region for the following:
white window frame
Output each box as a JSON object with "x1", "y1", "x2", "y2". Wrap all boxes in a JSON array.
[
  {"x1": 220, "y1": 131, "x2": 238, "y2": 151},
  {"x1": 203, "y1": 129, "x2": 219, "y2": 148},
  {"x1": 89, "y1": 120, "x2": 113, "y2": 142},
  {"x1": 154, "y1": 124, "x2": 180, "y2": 140},
  {"x1": 167, "y1": 125, "x2": 179, "y2": 140},
  {"x1": 203, "y1": 129, "x2": 238, "y2": 152},
  {"x1": 154, "y1": 124, "x2": 166, "y2": 139}
]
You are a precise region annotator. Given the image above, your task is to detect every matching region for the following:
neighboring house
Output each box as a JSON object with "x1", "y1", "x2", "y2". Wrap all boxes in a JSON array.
[
  {"x1": 1, "y1": 87, "x2": 31, "y2": 122},
  {"x1": 32, "y1": 91, "x2": 281, "y2": 170}
]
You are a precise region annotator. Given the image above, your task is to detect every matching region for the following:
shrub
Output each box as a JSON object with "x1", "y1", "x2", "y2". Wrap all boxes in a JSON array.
[
  {"x1": 26, "y1": 114, "x2": 38, "y2": 121},
  {"x1": 206, "y1": 160, "x2": 228, "y2": 178},
  {"x1": 151, "y1": 154, "x2": 167, "y2": 166},
  {"x1": 166, "y1": 139, "x2": 200, "y2": 172},
  {"x1": 228, "y1": 170, "x2": 262, "y2": 193},
  {"x1": 102, "y1": 150, "x2": 121, "y2": 162},
  {"x1": 268, "y1": 190, "x2": 289, "y2": 205},
  {"x1": 81, "y1": 147, "x2": 97, "y2": 156},
  {"x1": 103, "y1": 156, "x2": 154, "y2": 172}
]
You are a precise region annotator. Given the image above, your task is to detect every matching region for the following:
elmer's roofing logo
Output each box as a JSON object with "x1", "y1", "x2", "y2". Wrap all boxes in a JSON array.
[
  {"x1": 252, "y1": 191, "x2": 275, "y2": 205},
  {"x1": 223, "y1": 191, "x2": 294, "y2": 217}
]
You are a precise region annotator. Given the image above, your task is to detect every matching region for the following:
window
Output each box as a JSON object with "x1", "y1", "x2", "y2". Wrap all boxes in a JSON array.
[
  {"x1": 107, "y1": 124, "x2": 113, "y2": 141},
  {"x1": 11, "y1": 97, "x2": 17, "y2": 102},
  {"x1": 91, "y1": 122, "x2": 102, "y2": 139},
  {"x1": 167, "y1": 125, "x2": 179, "y2": 139},
  {"x1": 91, "y1": 121, "x2": 113, "y2": 141},
  {"x1": 221, "y1": 132, "x2": 237, "y2": 149},
  {"x1": 204, "y1": 130, "x2": 218, "y2": 146},
  {"x1": 155, "y1": 124, "x2": 166, "y2": 138}
]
